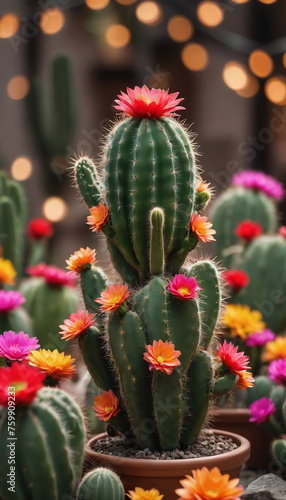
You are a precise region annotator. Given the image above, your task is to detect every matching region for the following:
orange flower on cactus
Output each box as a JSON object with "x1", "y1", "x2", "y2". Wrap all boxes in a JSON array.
[
  {"x1": 87, "y1": 203, "x2": 108, "y2": 233},
  {"x1": 190, "y1": 214, "x2": 216, "y2": 243},
  {"x1": 236, "y1": 371, "x2": 255, "y2": 390},
  {"x1": 175, "y1": 467, "x2": 244, "y2": 500},
  {"x1": 217, "y1": 341, "x2": 251, "y2": 375},
  {"x1": 222, "y1": 304, "x2": 265, "y2": 340},
  {"x1": 59, "y1": 309, "x2": 96, "y2": 341},
  {"x1": 0, "y1": 258, "x2": 16, "y2": 285},
  {"x1": 94, "y1": 389, "x2": 120, "y2": 422},
  {"x1": 114, "y1": 85, "x2": 185, "y2": 119},
  {"x1": 197, "y1": 179, "x2": 212, "y2": 198},
  {"x1": 263, "y1": 336, "x2": 286, "y2": 362},
  {"x1": 144, "y1": 339, "x2": 181, "y2": 375},
  {"x1": 66, "y1": 247, "x2": 97, "y2": 273},
  {"x1": 95, "y1": 283, "x2": 130, "y2": 312},
  {"x1": 28, "y1": 349, "x2": 75, "y2": 381},
  {"x1": 127, "y1": 487, "x2": 164, "y2": 500}
]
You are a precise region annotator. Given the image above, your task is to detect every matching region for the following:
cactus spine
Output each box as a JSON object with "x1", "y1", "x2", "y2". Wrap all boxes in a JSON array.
[
  {"x1": 76, "y1": 468, "x2": 125, "y2": 500},
  {"x1": 0, "y1": 387, "x2": 85, "y2": 500}
]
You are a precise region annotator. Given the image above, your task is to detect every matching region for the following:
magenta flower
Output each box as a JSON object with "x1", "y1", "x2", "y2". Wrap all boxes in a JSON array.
[
  {"x1": 0, "y1": 331, "x2": 40, "y2": 361},
  {"x1": 26, "y1": 263, "x2": 76, "y2": 287},
  {"x1": 232, "y1": 170, "x2": 284, "y2": 200},
  {"x1": 249, "y1": 397, "x2": 275, "y2": 424},
  {"x1": 269, "y1": 359, "x2": 286, "y2": 385},
  {"x1": 246, "y1": 329, "x2": 275, "y2": 347},
  {"x1": 168, "y1": 274, "x2": 201, "y2": 300},
  {"x1": 0, "y1": 290, "x2": 25, "y2": 313}
]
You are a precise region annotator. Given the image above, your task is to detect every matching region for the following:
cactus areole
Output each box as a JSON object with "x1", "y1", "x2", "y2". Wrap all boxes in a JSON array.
[{"x1": 72, "y1": 87, "x2": 251, "y2": 453}]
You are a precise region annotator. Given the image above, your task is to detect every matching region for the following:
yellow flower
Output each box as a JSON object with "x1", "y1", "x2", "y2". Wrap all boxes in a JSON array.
[
  {"x1": 28, "y1": 349, "x2": 75, "y2": 380},
  {"x1": 127, "y1": 487, "x2": 164, "y2": 500},
  {"x1": 66, "y1": 247, "x2": 97, "y2": 273},
  {"x1": 0, "y1": 258, "x2": 16, "y2": 285},
  {"x1": 222, "y1": 304, "x2": 265, "y2": 340},
  {"x1": 263, "y1": 336, "x2": 286, "y2": 362}
]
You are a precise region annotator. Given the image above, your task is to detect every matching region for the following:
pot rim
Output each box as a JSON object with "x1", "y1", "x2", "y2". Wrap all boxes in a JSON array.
[
  {"x1": 212, "y1": 408, "x2": 251, "y2": 424},
  {"x1": 85, "y1": 430, "x2": 250, "y2": 476}
]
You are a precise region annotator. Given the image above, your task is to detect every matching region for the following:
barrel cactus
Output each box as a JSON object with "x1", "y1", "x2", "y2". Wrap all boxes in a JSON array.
[
  {"x1": 0, "y1": 362, "x2": 85, "y2": 500},
  {"x1": 76, "y1": 468, "x2": 125, "y2": 500},
  {"x1": 63, "y1": 86, "x2": 253, "y2": 452}
]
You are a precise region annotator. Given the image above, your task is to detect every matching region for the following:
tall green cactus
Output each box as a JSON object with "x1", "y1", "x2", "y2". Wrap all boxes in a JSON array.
[
  {"x1": 0, "y1": 387, "x2": 85, "y2": 500},
  {"x1": 0, "y1": 172, "x2": 27, "y2": 275},
  {"x1": 77, "y1": 468, "x2": 125, "y2": 500}
]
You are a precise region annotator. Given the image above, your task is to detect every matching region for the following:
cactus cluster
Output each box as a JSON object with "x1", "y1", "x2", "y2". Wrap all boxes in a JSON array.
[{"x1": 67, "y1": 86, "x2": 246, "y2": 452}]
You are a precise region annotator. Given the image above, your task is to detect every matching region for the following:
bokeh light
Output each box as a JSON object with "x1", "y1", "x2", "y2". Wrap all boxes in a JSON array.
[
  {"x1": 265, "y1": 76, "x2": 286, "y2": 104},
  {"x1": 43, "y1": 197, "x2": 68, "y2": 222},
  {"x1": 116, "y1": 0, "x2": 137, "y2": 4},
  {"x1": 181, "y1": 43, "x2": 209, "y2": 71},
  {"x1": 282, "y1": 53, "x2": 286, "y2": 69},
  {"x1": 236, "y1": 75, "x2": 260, "y2": 98},
  {"x1": 11, "y1": 157, "x2": 33, "y2": 181},
  {"x1": 40, "y1": 8, "x2": 65, "y2": 35},
  {"x1": 258, "y1": 0, "x2": 277, "y2": 4},
  {"x1": 0, "y1": 13, "x2": 19, "y2": 39},
  {"x1": 7, "y1": 76, "x2": 30, "y2": 100},
  {"x1": 248, "y1": 50, "x2": 273, "y2": 78},
  {"x1": 222, "y1": 61, "x2": 248, "y2": 91},
  {"x1": 167, "y1": 15, "x2": 194, "y2": 43},
  {"x1": 85, "y1": 0, "x2": 110, "y2": 9},
  {"x1": 197, "y1": 1, "x2": 224, "y2": 27},
  {"x1": 231, "y1": 0, "x2": 250, "y2": 3},
  {"x1": 136, "y1": 1, "x2": 162, "y2": 26},
  {"x1": 105, "y1": 24, "x2": 131, "y2": 48}
]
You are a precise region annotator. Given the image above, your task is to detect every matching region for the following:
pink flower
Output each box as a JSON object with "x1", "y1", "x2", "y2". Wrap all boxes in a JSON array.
[
  {"x1": 232, "y1": 170, "x2": 284, "y2": 200},
  {"x1": 114, "y1": 85, "x2": 185, "y2": 119},
  {"x1": 168, "y1": 274, "x2": 201, "y2": 300},
  {"x1": 26, "y1": 263, "x2": 76, "y2": 287},
  {"x1": 0, "y1": 290, "x2": 25, "y2": 313},
  {"x1": 269, "y1": 359, "x2": 286, "y2": 385},
  {"x1": 0, "y1": 331, "x2": 40, "y2": 361},
  {"x1": 246, "y1": 329, "x2": 275, "y2": 347},
  {"x1": 249, "y1": 397, "x2": 275, "y2": 424},
  {"x1": 279, "y1": 226, "x2": 286, "y2": 239},
  {"x1": 217, "y1": 341, "x2": 251, "y2": 374}
]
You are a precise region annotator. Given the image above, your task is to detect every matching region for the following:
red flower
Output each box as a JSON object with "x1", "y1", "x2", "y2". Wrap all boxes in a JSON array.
[
  {"x1": 27, "y1": 218, "x2": 53, "y2": 240},
  {"x1": 0, "y1": 362, "x2": 45, "y2": 406},
  {"x1": 222, "y1": 270, "x2": 249, "y2": 291},
  {"x1": 279, "y1": 226, "x2": 286, "y2": 239},
  {"x1": 217, "y1": 341, "x2": 251, "y2": 374},
  {"x1": 235, "y1": 220, "x2": 262, "y2": 241}
]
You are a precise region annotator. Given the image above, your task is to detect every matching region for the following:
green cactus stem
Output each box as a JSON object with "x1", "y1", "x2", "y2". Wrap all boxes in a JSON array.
[
  {"x1": 150, "y1": 207, "x2": 165, "y2": 275},
  {"x1": 76, "y1": 468, "x2": 125, "y2": 500}
]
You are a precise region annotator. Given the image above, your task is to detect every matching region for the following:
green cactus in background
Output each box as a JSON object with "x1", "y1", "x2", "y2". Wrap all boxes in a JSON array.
[
  {"x1": 76, "y1": 468, "x2": 125, "y2": 500},
  {"x1": 0, "y1": 386, "x2": 85, "y2": 500},
  {"x1": 0, "y1": 172, "x2": 27, "y2": 275}
]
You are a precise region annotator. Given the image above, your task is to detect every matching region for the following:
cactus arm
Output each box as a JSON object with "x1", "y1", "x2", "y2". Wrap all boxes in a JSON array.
[
  {"x1": 180, "y1": 351, "x2": 212, "y2": 446},
  {"x1": 166, "y1": 234, "x2": 198, "y2": 272},
  {"x1": 0, "y1": 197, "x2": 17, "y2": 266},
  {"x1": 152, "y1": 368, "x2": 183, "y2": 450},
  {"x1": 108, "y1": 311, "x2": 156, "y2": 449},
  {"x1": 150, "y1": 207, "x2": 165, "y2": 275},
  {"x1": 75, "y1": 157, "x2": 105, "y2": 208},
  {"x1": 183, "y1": 260, "x2": 221, "y2": 347},
  {"x1": 106, "y1": 239, "x2": 141, "y2": 286},
  {"x1": 272, "y1": 439, "x2": 286, "y2": 468},
  {"x1": 80, "y1": 267, "x2": 108, "y2": 328},
  {"x1": 212, "y1": 373, "x2": 237, "y2": 397}
]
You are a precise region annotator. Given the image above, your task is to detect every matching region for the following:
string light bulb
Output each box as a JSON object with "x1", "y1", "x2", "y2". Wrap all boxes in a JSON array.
[
  {"x1": 181, "y1": 43, "x2": 209, "y2": 71},
  {"x1": 40, "y1": 8, "x2": 65, "y2": 35},
  {"x1": 222, "y1": 61, "x2": 248, "y2": 91},
  {"x1": 11, "y1": 157, "x2": 33, "y2": 181},
  {"x1": 167, "y1": 15, "x2": 194, "y2": 43},
  {"x1": 135, "y1": 1, "x2": 162, "y2": 26},
  {"x1": 105, "y1": 24, "x2": 131, "y2": 48},
  {"x1": 249, "y1": 50, "x2": 273, "y2": 78},
  {"x1": 265, "y1": 76, "x2": 286, "y2": 104},
  {"x1": 0, "y1": 13, "x2": 19, "y2": 38},
  {"x1": 43, "y1": 197, "x2": 68, "y2": 222},
  {"x1": 85, "y1": 0, "x2": 110, "y2": 9},
  {"x1": 197, "y1": 1, "x2": 224, "y2": 28},
  {"x1": 7, "y1": 76, "x2": 30, "y2": 100}
]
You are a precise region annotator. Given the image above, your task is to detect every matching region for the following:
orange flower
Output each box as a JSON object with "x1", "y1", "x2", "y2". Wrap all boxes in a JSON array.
[
  {"x1": 127, "y1": 487, "x2": 164, "y2": 500},
  {"x1": 0, "y1": 258, "x2": 16, "y2": 285},
  {"x1": 263, "y1": 336, "x2": 286, "y2": 362},
  {"x1": 175, "y1": 467, "x2": 244, "y2": 500},
  {"x1": 190, "y1": 214, "x2": 216, "y2": 243},
  {"x1": 94, "y1": 389, "x2": 120, "y2": 422},
  {"x1": 197, "y1": 179, "x2": 212, "y2": 195},
  {"x1": 59, "y1": 309, "x2": 96, "y2": 341},
  {"x1": 95, "y1": 283, "x2": 130, "y2": 312},
  {"x1": 66, "y1": 247, "x2": 96, "y2": 273},
  {"x1": 87, "y1": 203, "x2": 108, "y2": 232},
  {"x1": 28, "y1": 349, "x2": 75, "y2": 381},
  {"x1": 236, "y1": 371, "x2": 255, "y2": 390},
  {"x1": 144, "y1": 339, "x2": 181, "y2": 375}
]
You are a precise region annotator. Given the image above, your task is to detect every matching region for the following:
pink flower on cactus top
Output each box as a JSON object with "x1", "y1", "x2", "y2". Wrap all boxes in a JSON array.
[
  {"x1": 59, "y1": 309, "x2": 96, "y2": 341},
  {"x1": 249, "y1": 397, "x2": 275, "y2": 424},
  {"x1": 168, "y1": 274, "x2": 201, "y2": 300},
  {"x1": 232, "y1": 170, "x2": 285, "y2": 200},
  {"x1": 144, "y1": 339, "x2": 181, "y2": 375},
  {"x1": 27, "y1": 218, "x2": 53, "y2": 240},
  {"x1": 216, "y1": 341, "x2": 250, "y2": 374},
  {"x1": 26, "y1": 263, "x2": 76, "y2": 287},
  {"x1": 269, "y1": 359, "x2": 286, "y2": 385},
  {"x1": 0, "y1": 331, "x2": 40, "y2": 361},
  {"x1": 114, "y1": 85, "x2": 185, "y2": 119},
  {"x1": 0, "y1": 362, "x2": 45, "y2": 406},
  {"x1": 0, "y1": 290, "x2": 25, "y2": 313},
  {"x1": 222, "y1": 270, "x2": 249, "y2": 292},
  {"x1": 245, "y1": 329, "x2": 275, "y2": 347}
]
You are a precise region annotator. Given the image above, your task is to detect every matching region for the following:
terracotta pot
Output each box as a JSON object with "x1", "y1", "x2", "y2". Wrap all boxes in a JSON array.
[
  {"x1": 211, "y1": 409, "x2": 272, "y2": 469},
  {"x1": 85, "y1": 431, "x2": 250, "y2": 500}
]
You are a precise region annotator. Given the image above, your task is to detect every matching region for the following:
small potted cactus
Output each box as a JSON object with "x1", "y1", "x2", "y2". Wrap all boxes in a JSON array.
[{"x1": 63, "y1": 86, "x2": 251, "y2": 499}]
